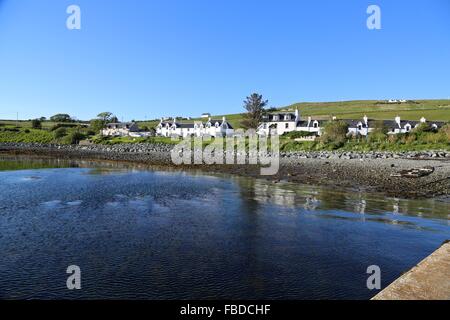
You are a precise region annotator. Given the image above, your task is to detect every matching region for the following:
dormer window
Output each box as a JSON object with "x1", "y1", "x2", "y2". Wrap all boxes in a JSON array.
[
  {"x1": 313, "y1": 121, "x2": 319, "y2": 128},
  {"x1": 405, "y1": 124, "x2": 411, "y2": 132},
  {"x1": 284, "y1": 115, "x2": 291, "y2": 121},
  {"x1": 357, "y1": 123, "x2": 363, "y2": 130},
  {"x1": 273, "y1": 115, "x2": 279, "y2": 121}
]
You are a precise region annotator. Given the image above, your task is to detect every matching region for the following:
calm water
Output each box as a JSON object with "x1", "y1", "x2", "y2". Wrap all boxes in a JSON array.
[{"x1": 0, "y1": 155, "x2": 449, "y2": 300}]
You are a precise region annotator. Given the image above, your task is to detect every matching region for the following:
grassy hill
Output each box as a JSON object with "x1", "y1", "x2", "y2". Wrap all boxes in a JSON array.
[
  {"x1": 140, "y1": 99, "x2": 449, "y2": 129},
  {"x1": 2, "y1": 100, "x2": 449, "y2": 131},
  {"x1": 284, "y1": 99, "x2": 450, "y2": 121}
]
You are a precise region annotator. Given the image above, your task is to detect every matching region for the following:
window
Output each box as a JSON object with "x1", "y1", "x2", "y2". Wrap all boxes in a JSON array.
[
  {"x1": 284, "y1": 115, "x2": 291, "y2": 121},
  {"x1": 285, "y1": 123, "x2": 289, "y2": 129},
  {"x1": 273, "y1": 116, "x2": 279, "y2": 121},
  {"x1": 313, "y1": 122, "x2": 319, "y2": 128},
  {"x1": 405, "y1": 125, "x2": 411, "y2": 132},
  {"x1": 357, "y1": 124, "x2": 363, "y2": 130}
]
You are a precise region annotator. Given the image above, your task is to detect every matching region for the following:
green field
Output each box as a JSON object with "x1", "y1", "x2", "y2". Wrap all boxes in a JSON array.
[
  {"x1": 0, "y1": 121, "x2": 92, "y2": 144},
  {"x1": 285, "y1": 99, "x2": 450, "y2": 121},
  {"x1": 0, "y1": 120, "x2": 87, "y2": 129}
]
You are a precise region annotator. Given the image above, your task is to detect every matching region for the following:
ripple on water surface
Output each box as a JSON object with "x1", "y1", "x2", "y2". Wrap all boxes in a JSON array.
[{"x1": 0, "y1": 158, "x2": 449, "y2": 299}]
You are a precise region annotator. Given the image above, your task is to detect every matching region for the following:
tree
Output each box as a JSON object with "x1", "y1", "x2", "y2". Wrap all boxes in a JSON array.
[
  {"x1": 372, "y1": 120, "x2": 388, "y2": 134},
  {"x1": 240, "y1": 93, "x2": 268, "y2": 129},
  {"x1": 31, "y1": 119, "x2": 42, "y2": 129},
  {"x1": 50, "y1": 114, "x2": 72, "y2": 122},
  {"x1": 367, "y1": 120, "x2": 388, "y2": 143},
  {"x1": 97, "y1": 112, "x2": 113, "y2": 123},
  {"x1": 90, "y1": 119, "x2": 106, "y2": 133},
  {"x1": 90, "y1": 112, "x2": 116, "y2": 135},
  {"x1": 320, "y1": 120, "x2": 349, "y2": 149}
]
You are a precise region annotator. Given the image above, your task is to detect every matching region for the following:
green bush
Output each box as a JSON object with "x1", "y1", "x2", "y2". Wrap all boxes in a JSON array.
[
  {"x1": 441, "y1": 124, "x2": 450, "y2": 140},
  {"x1": 31, "y1": 119, "x2": 42, "y2": 129},
  {"x1": 62, "y1": 131, "x2": 85, "y2": 145},
  {"x1": 320, "y1": 120, "x2": 349, "y2": 149},
  {"x1": 53, "y1": 127, "x2": 67, "y2": 139},
  {"x1": 367, "y1": 131, "x2": 386, "y2": 143},
  {"x1": 50, "y1": 123, "x2": 78, "y2": 131},
  {"x1": 283, "y1": 131, "x2": 317, "y2": 139}
]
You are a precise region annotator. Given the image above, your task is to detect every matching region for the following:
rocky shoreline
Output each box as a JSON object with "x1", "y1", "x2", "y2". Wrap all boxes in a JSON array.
[{"x1": 1, "y1": 142, "x2": 449, "y2": 199}]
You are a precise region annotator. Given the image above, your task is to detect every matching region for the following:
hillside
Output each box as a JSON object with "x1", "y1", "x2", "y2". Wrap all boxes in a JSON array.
[
  {"x1": 148, "y1": 99, "x2": 450, "y2": 129},
  {"x1": 2, "y1": 100, "x2": 449, "y2": 131}
]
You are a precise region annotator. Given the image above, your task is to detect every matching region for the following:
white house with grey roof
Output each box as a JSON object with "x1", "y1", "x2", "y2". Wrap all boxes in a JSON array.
[
  {"x1": 102, "y1": 122, "x2": 140, "y2": 136},
  {"x1": 258, "y1": 110, "x2": 301, "y2": 135},
  {"x1": 258, "y1": 109, "x2": 326, "y2": 136},
  {"x1": 156, "y1": 117, "x2": 234, "y2": 138},
  {"x1": 257, "y1": 109, "x2": 446, "y2": 137}
]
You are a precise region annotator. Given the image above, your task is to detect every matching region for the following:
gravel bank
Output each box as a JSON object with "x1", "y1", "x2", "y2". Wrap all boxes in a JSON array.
[{"x1": 1, "y1": 142, "x2": 449, "y2": 199}]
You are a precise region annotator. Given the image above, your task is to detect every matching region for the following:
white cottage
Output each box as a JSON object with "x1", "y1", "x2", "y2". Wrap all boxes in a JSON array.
[
  {"x1": 258, "y1": 110, "x2": 326, "y2": 136},
  {"x1": 258, "y1": 110, "x2": 300, "y2": 136},
  {"x1": 101, "y1": 122, "x2": 140, "y2": 137},
  {"x1": 257, "y1": 109, "x2": 446, "y2": 138},
  {"x1": 156, "y1": 117, "x2": 234, "y2": 138}
]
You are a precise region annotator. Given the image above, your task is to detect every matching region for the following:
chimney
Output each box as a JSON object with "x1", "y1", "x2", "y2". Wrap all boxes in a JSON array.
[
  {"x1": 420, "y1": 117, "x2": 426, "y2": 123},
  {"x1": 363, "y1": 115, "x2": 368, "y2": 125},
  {"x1": 307, "y1": 116, "x2": 312, "y2": 126},
  {"x1": 295, "y1": 109, "x2": 300, "y2": 121},
  {"x1": 395, "y1": 116, "x2": 401, "y2": 127}
]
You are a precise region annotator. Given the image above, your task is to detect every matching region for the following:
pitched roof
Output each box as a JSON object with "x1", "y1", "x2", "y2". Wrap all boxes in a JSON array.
[
  {"x1": 297, "y1": 119, "x2": 326, "y2": 127},
  {"x1": 159, "y1": 119, "x2": 234, "y2": 130},
  {"x1": 106, "y1": 122, "x2": 138, "y2": 129},
  {"x1": 262, "y1": 112, "x2": 297, "y2": 122}
]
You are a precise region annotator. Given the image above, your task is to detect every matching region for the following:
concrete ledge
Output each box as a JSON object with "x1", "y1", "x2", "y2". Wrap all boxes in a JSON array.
[{"x1": 373, "y1": 241, "x2": 450, "y2": 300}]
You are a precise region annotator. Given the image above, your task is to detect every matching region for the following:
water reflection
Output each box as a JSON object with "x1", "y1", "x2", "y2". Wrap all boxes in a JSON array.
[
  {"x1": 230, "y1": 177, "x2": 449, "y2": 222},
  {"x1": 0, "y1": 154, "x2": 449, "y2": 300},
  {"x1": 1, "y1": 154, "x2": 448, "y2": 222}
]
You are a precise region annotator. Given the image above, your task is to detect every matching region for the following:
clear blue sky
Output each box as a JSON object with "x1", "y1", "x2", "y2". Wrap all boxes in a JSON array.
[{"x1": 0, "y1": 0, "x2": 449, "y2": 121}]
